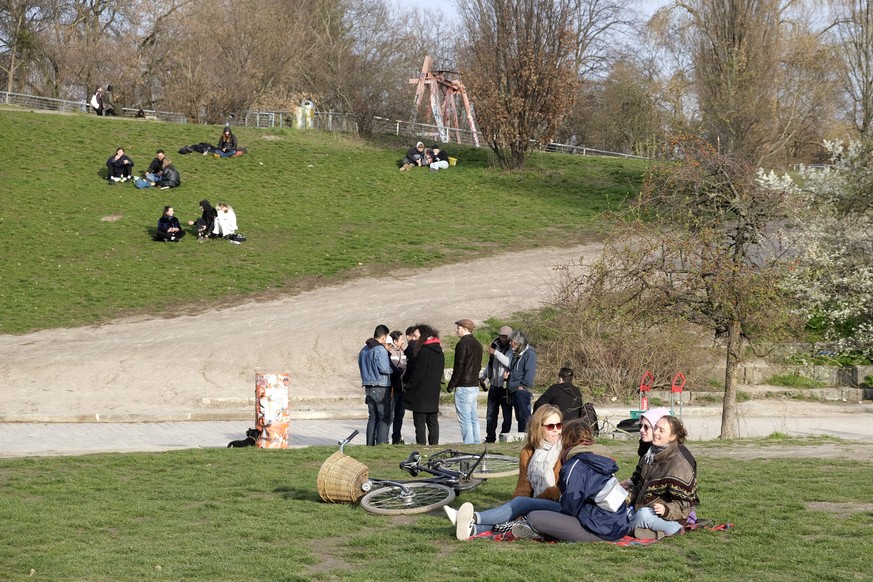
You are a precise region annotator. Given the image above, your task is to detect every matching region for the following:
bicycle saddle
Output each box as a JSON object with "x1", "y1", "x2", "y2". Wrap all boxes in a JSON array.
[{"x1": 400, "y1": 451, "x2": 422, "y2": 476}]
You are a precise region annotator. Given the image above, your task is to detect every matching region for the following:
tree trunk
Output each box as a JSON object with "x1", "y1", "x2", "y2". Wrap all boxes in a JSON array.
[{"x1": 720, "y1": 317, "x2": 741, "y2": 438}]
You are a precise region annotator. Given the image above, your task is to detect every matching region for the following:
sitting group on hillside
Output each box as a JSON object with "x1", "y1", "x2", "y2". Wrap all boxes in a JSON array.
[
  {"x1": 399, "y1": 142, "x2": 451, "y2": 172},
  {"x1": 155, "y1": 200, "x2": 245, "y2": 244},
  {"x1": 106, "y1": 147, "x2": 180, "y2": 189}
]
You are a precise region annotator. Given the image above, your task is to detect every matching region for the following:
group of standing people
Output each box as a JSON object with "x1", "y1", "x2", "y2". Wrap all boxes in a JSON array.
[
  {"x1": 357, "y1": 321, "x2": 538, "y2": 447},
  {"x1": 446, "y1": 406, "x2": 700, "y2": 543},
  {"x1": 399, "y1": 142, "x2": 450, "y2": 172},
  {"x1": 91, "y1": 85, "x2": 117, "y2": 116}
]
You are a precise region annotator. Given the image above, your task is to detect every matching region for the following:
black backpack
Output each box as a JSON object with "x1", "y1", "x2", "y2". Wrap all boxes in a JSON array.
[{"x1": 580, "y1": 402, "x2": 600, "y2": 436}]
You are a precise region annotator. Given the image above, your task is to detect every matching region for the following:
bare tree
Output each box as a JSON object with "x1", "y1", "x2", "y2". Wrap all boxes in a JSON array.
[
  {"x1": 306, "y1": 0, "x2": 412, "y2": 135},
  {"x1": 567, "y1": 137, "x2": 799, "y2": 437},
  {"x1": 456, "y1": 0, "x2": 580, "y2": 169},
  {"x1": 671, "y1": 0, "x2": 790, "y2": 163},
  {"x1": 0, "y1": 0, "x2": 51, "y2": 95},
  {"x1": 827, "y1": 0, "x2": 873, "y2": 137}
]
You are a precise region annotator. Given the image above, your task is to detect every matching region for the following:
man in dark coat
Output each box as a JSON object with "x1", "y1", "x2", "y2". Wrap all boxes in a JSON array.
[
  {"x1": 534, "y1": 367, "x2": 584, "y2": 420},
  {"x1": 404, "y1": 324, "x2": 444, "y2": 445},
  {"x1": 447, "y1": 319, "x2": 484, "y2": 444}
]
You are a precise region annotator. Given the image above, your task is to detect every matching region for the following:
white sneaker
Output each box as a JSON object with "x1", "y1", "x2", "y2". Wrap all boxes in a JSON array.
[
  {"x1": 511, "y1": 519, "x2": 543, "y2": 541},
  {"x1": 455, "y1": 502, "x2": 475, "y2": 541},
  {"x1": 443, "y1": 505, "x2": 458, "y2": 525}
]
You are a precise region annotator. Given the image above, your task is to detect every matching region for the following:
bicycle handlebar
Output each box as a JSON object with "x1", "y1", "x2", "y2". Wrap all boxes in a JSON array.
[{"x1": 338, "y1": 430, "x2": 358, "y2": 453}]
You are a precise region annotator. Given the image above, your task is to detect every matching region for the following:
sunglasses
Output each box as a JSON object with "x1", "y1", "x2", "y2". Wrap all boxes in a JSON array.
[{"x1": 542, "y1": 422, "x2": 563, "y2": 431}]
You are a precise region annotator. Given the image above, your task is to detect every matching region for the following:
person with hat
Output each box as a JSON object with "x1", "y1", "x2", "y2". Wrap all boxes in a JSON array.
[
  {"x1": 426, "y1": 144, "x2": 449, "y2": 171},
  {"x1": 399, "y1": 142, "x2": 426, "y2": 171},
  {"x1": 482, "y1": 325, "x2": 514, "y2": 443},
  {"x1": 447, "y1": 318, "x2": 484, "y2": 444},
  {"x1": 214, "y1": 126, "x2": 238, "y2": 158}
]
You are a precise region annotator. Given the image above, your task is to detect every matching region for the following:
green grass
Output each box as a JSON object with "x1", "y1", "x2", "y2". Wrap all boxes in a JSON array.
[
  {"x1": 0, "y1": 109, "x2": 648, "y2": 334},
  {"x1": 1, "y1": 440, "x2": 871, "y2": 581},
  {"x1": 766, "y1": 373, "x2": 827, "y2": 389}
]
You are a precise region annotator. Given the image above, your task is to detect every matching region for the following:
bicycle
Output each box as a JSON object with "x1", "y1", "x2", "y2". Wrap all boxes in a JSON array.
[{"x1": 317, "y1": 431, "x2": 519, "y2": 516}]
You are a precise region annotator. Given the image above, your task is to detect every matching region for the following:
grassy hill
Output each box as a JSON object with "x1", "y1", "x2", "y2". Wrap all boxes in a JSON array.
[{"x1": 0, "y1": 108, "x2": 649, "y2": 334}]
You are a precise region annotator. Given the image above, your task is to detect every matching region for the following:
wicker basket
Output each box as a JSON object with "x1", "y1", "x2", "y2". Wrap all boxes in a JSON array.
[{"x1": 317, "y1": 451, "x2": 369, "y2": 503}]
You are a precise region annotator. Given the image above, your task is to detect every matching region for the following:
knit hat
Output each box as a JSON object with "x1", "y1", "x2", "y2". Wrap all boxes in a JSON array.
[
  {"x1": 641, "y1": 407, "x2": 671, "y2": 428},
  {"x1": 498, "y1": 325, "x2": 512, "y2": 336},
  {"x1": 455, "y1": 319, "x2": 475, "y2": 332}
]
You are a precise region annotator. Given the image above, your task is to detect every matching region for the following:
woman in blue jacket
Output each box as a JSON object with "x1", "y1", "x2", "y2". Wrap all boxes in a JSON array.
[{"x1": 519, "y1": 419, "x2": 631, "y2": 541}]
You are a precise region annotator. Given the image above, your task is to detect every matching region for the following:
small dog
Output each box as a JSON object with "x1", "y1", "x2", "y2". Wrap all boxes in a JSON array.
[{"x1": 227, "y1": 428, "x2": 260, "y2": 448}]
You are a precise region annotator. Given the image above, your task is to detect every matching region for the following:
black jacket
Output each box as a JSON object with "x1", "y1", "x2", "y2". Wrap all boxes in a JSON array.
[
  {"x1": 158, "y1": 165, "x2": 181, "y2": 187},
  {"x1": 217, "y1": 132, "x2": 238, "y2": 151},
  {"x1": 404, "y1": 340, "x2": 444, "y2": 413},
  {"x1": 447, "y1": 333, "x2": 483, "y2": 390},
  {"x1": 534, "y1": 382, "x2": 584, "y2": 419},
  {"x1": 157, "y1": 215, "x2": 182, "y2": 235},
  {"x1": 147, "y1": 156, "x2": 168, "y2": 175}
]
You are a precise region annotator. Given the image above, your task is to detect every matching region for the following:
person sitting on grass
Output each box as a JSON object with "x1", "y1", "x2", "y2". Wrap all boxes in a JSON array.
[
  {"x1": 106, "y1": 147, "x2": 134, "y2": 182},
  {"x1": 214, "y1": 126, "x2": 238, "y2": 158},
  {"x1": 212, "y1": 202, "x2": 238, "y2": 238},
  {"x1": 627, "y1": 415, "x2": 699, "y2": 539},
  {"x1": 447, "y1": 404, "x2": 564, "y2": 540},
  {"x1": 155, "y1": 206, "x2": 185, "y2": 242},
  {"x1": 426, "y1": 144, "x2": 449, "y2": 171},
  {"x1": 518, "y1": 419, "x2": 631, "y2": 542},
  {"x1": 145, "y1": 150, "x2": 170, "y2": 184},
  {"x1": 156, "y1": 164, "x2": 181, "y2": 189},
  {"x1": 399, "y1": 142, "x2": 426, "y2": 171},
  {"x1": 188, "y1": 200, "x2": 218, "y2": 240}
]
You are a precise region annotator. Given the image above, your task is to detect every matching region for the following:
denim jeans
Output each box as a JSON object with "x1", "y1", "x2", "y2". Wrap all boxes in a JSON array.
[
  {"x1": 215, "y1": 149, "x2": 237, "y2": 158},
  {"x1": 512, "y1": 389, "x2": 533, "y2": 433},
  {"x1": 485, "y1": 385, "x2": 512, "y2": 442},
  {"x1": 475, "y1": 497, "x2": 561, "y2": 534},
  {"x1": 629, "y1": 506, "x2": 683, "y2": 536},
  {"x1": 391, "y1": 388, "x2": 405, "y2": 444},
  {"x1": 145, "y1": 172, "x2": 161, "y2": 183},
  {"x1": 454, "y1": 386, "x2": 481, "y2": 444},
  {"x1": 364, "y1": 386, "x2": 391, "y2": 445}
]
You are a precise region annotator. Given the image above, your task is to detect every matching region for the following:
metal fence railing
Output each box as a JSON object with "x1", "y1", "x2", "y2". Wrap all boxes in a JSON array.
[
  {"x1": 2, "y1": 91, "x2": 644, "y2": 158},
  {"x1": 1, "y1": 91, "x2": 187, "y2": 123}
]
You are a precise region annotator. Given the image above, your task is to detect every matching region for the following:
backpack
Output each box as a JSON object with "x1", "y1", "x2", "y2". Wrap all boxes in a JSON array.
[{"x1": 580, "y1": 402, "x2": 600, "y2": 436}]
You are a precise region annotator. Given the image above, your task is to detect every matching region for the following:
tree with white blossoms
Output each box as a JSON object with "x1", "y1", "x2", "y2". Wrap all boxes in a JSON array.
[{"x1": 783, "y1": 140, "x2": 873, "y2": 362}]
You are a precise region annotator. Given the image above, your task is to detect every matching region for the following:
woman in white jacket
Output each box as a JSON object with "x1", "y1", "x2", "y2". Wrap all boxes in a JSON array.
[{"x1": 213, "y1": 202, "x2": 238, "y2": 238}]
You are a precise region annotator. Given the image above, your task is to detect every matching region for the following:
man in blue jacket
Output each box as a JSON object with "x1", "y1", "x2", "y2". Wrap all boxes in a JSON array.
[
  {"x1": 506, "y1": 329, "x2": 536, "y2": 432},
  {"x1": 358, "y1": 324, "x2": 393, "y2": 445}
]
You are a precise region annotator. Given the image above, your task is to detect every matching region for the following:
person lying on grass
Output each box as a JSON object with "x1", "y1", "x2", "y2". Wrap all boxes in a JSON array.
[{"x1": 447, "y1": 404, "x2": 564, "y2": 540}]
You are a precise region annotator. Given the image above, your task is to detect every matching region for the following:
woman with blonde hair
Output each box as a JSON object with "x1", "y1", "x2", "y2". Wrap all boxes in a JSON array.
[
  {"x1": 448, "y1": 404, "x2": 565, "y2": 540},
  {"x1": 517, "y1": 419, "x2": 631, "y2": 541}
]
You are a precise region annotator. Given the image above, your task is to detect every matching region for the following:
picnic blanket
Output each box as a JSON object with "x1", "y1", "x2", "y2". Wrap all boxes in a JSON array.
[{"x1": 470, "y1": 521, "x2": 733, "y2": 544}]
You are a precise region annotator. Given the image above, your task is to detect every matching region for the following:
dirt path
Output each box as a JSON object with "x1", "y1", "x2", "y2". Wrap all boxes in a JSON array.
[{"x1": 0, "y1": 244, "x2": 599, "y2": 421}]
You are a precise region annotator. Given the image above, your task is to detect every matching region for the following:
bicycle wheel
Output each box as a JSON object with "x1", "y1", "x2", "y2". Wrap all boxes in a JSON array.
[
  {"x1": 434, "y1": 454, "x2": 519, "y2": 479},
  {"x1": 359, "y1": 482, "x2": 456, "y2": 516}
]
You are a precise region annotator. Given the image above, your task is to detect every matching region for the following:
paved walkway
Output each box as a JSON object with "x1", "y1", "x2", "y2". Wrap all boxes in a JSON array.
[{"x1": 3, "y1": 402, "x2": 871, "y2": 458}]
